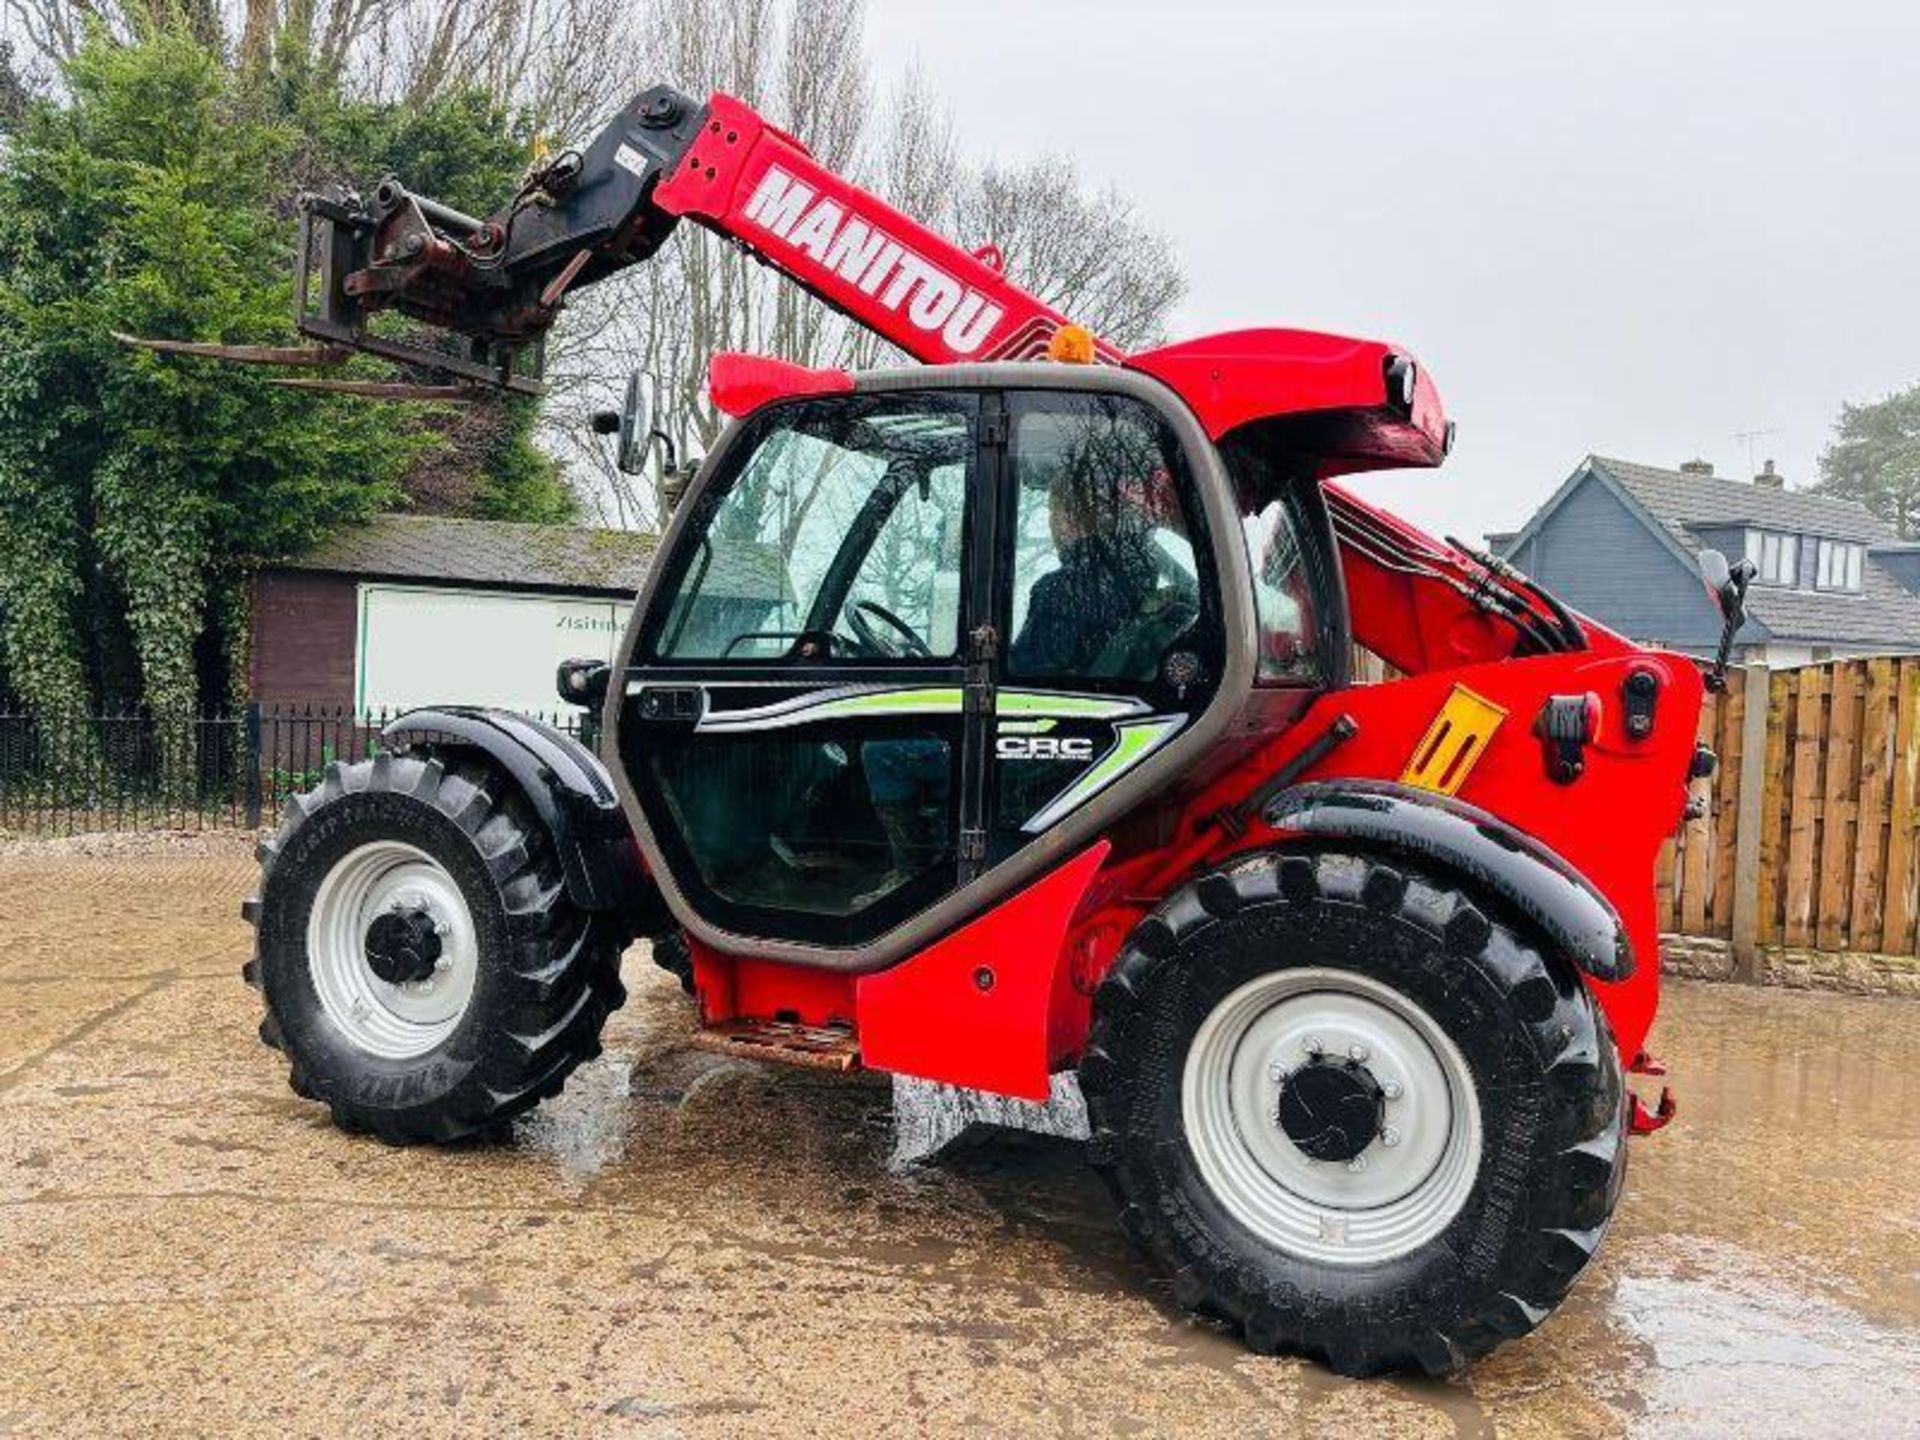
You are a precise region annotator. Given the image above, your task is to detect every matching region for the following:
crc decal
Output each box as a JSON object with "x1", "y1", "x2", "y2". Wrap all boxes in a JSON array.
[{"x1": 996, "y1": 733, "x2": 1096, "y2": 762}]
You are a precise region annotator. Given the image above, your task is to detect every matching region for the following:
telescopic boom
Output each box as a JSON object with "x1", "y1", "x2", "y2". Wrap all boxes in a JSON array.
[{"x1": 264, "y1": 85, "x2": 1111, "y2": 395}]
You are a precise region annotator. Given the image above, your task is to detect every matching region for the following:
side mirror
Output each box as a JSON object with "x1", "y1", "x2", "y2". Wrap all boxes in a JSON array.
[
  {"x1": 1698, "y1": 547, "x2": 1731, "y2": 597},
  {"x1": 1698, "y1": 549, "x2": 1756, "y2": 692},
  {"x1": 616, "y1": 371, "x2": 659, "y2": 476},
  {"x1": 556, "y1": 657, "x2": 610, "y2": 710}
]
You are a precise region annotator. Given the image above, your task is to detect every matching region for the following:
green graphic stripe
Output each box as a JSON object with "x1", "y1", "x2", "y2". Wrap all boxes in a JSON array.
[
  {"x1": 996, "y1": 691, "x2": 1149, "y2": 720},
  {"x1": 697, "y1": 685, "x2": 1151, "y2": 734},
  {"x1": 1021, "y1": 716, "x2": 1186, "y2": 833},
  {"x1": 825, "y1": 686, "x2": 962, "y2": 716},
  {"x1": 698, "y1": 686, "x2": 958, "y2": 732}
]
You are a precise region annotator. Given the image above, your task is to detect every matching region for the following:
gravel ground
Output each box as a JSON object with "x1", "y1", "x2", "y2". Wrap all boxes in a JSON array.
[{"x1": 2, "y1": 835, "x2": 1917, "y2": 1438}]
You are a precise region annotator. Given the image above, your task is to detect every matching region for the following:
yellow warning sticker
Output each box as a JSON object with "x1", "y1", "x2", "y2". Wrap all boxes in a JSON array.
[{"x1": 1400, "y1": 685, "x2": 1507, "y2": 796}]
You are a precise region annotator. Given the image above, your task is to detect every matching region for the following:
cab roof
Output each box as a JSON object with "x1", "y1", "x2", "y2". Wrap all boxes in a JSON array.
[
  {"x1": 708, "y1": 326, "x2": 1451, "y2": 477},
  {"x1": 1124, "y1": 329, "x2": 1450, "y2": 475}
]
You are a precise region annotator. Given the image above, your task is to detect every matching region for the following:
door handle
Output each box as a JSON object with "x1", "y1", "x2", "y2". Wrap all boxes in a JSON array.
[{"x1": 635, "y1": 685, "x2": 702, "y2": 722}]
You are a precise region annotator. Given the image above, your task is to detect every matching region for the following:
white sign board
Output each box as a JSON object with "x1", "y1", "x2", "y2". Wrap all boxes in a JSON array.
[{"x1": 355, "y1": 584, "x2": 628, "y2": 717}]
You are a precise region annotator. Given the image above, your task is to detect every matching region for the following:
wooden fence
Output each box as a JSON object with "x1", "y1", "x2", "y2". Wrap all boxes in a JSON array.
[{"x1": 1660, "y1": 658, "x2": 1920, "y2": 960}]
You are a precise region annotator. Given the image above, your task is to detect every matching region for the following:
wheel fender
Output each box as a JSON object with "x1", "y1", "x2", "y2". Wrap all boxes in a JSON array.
[
  {"x1": 380, "y1": 707, "x2": 648, "y2": 916},
  {"x1": 1262, "y1": 779, "x2": 1632, "y2": 982}
]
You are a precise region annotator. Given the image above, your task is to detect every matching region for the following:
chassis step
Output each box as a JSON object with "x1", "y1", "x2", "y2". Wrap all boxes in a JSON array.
[{"x1": 692, "y1": 1019, "x2": 861, "y2": 1072}]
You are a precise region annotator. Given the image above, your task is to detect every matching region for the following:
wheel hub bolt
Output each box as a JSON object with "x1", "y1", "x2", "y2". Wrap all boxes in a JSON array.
[
  {"x1": 1382, "y1": 1126, "x2": 1401, "y2": 1148},
  {"x1": 1348, "y1": 1043, "x2": 1369, "y2": 1062},
  {"x1": 1382, "y1": 1079, "x2": 1403, "y2": 1100},
  {"x1": 1275, "y1": 1056, "x2": 1387, "y2": 1163},
  {"x1": 1346, "y1": 1155, "x2": 1368, "y2": 1173},
  {"x1": 1302, "y1": 1035, "x2": 1324, "y2": 1057},
  {"x1": 1268, "y1": 1061, "x2": 1289, "y2": 1084},
  {"x1": 364, "y1": 907, "x2": 444, "y2": 986}
]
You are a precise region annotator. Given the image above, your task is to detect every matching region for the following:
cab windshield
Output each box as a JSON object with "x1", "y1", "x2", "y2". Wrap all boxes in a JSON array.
[{"x1": 650, "y1": 395, "x2": 974, "y2": 663}]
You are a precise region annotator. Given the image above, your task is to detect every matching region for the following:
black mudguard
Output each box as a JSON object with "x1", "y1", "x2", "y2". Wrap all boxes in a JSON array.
[
  {"x1": 381, "y1": 707, "x2": 654, "y2": 920},
  {"x1": 1263, "y1": 779, "x2": 1633, "y2": 982}
]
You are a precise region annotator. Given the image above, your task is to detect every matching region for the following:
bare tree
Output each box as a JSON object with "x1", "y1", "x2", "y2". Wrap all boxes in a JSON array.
[
  {"x1": 953, "y1": 155, "x2": 1184, "y2": 353},
  {"x1": 835, "y1": 63, "x2": 957, "y2": 372},
  {"x1": 541, "y1": 0, "x2": 875, "y2": 525},
  {"x1": 1, "y1": 0, "x2": 380, "y2": 74},
  {"x1": 1, "y1": 0, "x2": 636, "y2": 128}
]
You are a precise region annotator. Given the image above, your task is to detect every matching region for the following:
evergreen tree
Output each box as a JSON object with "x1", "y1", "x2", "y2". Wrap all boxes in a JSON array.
[
  {"x1": 1814, "y1": 382, "x2": 1920, "y2": 539},
  {"x1": 0, "y1": 31, "x2": 573, "y2": 727}
]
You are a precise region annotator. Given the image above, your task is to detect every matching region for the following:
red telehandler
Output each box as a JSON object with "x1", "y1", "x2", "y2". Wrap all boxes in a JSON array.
[{"x1": 183, "y1": 84, "x2": 1732, "y2": 1374}]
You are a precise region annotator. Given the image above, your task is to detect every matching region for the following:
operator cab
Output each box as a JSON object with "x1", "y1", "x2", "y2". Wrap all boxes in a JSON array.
[{"x1": 606, "y1": 362, "x2": 1344, "y2": 965}]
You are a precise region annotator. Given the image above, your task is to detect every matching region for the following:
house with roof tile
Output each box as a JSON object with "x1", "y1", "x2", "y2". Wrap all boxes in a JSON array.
[{"x1": 1490, "y1": 456, "x2": 1920, "y2": 666}]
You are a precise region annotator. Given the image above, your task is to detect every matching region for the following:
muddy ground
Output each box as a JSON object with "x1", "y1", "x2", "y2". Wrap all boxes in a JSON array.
[{"x1": 1, "y1": 834, "x2": 1917, "y2": 1438}]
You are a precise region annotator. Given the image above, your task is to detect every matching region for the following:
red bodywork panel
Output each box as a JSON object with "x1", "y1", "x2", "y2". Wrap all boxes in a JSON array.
[
  {"x1": 1127, "y1": 329, "x2": 1448, "y2": 471},
  {"x1": 709, "y1": 352, "x2": 852, "y2": 418},
  {"x1": 685, "y1": 844, "x2": 1110, "y2": 1101},
  {"x1": 857, "y1": 843, "x2": 1110, "y2": 1100},
  {"x1": 1327, "y1": 481, "x2": 1637, "y2": 674}
]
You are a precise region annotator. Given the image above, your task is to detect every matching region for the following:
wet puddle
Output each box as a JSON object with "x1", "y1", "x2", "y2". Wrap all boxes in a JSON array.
[
  {"x1": 888, "y1": 1072, "x2": 1090, "y2": 1168},
  {"x1": 510, "y1": 1052, "x2": 636, "y2": 1191},
  {"x1": 1614, "y1": 1238, "x2": 1920, "y2": 1436}
]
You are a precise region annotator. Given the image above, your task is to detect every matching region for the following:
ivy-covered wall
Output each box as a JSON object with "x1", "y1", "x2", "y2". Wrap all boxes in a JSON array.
[{"x1": 0, "y1": 31, "x2": 577, "y2": 724}]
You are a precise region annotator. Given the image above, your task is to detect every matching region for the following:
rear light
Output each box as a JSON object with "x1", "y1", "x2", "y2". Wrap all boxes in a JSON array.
[
  {"x1": 1384, "y1": 354, "x2": 1418, "y2": 414},
  {"x1": 1621, "y1": 666, "x2": 1661, "y2": 740}
]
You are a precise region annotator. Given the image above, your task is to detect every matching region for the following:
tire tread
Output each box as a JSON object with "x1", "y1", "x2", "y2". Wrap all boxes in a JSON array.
[
  {"x1": 242, "y1": 750, "x2": 627, "y2": 1144},
  {"x1": 1080, "y1": 848, "x2": 1627, "y2": 1376}
]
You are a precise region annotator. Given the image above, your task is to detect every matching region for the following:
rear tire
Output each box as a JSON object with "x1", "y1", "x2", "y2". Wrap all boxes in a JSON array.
[
  {"x1": 1080, "y1": 850, "x2": 1625, "y2": 1376},
  {"x1": 243, "y1": 751, "x2": 628, "y2": 1144}
]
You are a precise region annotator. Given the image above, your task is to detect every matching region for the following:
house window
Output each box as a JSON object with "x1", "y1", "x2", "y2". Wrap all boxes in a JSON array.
[
  {"x1": 1744, "y1": 529, "x2": 1799, "y2": 586},
  {"x1": 1815, "y1": 539, "x2": 1864, "y2": 593}
]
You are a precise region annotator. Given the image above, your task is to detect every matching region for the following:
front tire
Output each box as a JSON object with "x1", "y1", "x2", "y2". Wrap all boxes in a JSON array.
[
  {"x1": 1080, "y1": 850, "x2": 1625, "y2": 1375},
  {"x1": 650, "y1": 927, "x2": 695, "y2": 994},
  {"x1": 243, "y1": 752, "x2": 628, "y2": 1144}
]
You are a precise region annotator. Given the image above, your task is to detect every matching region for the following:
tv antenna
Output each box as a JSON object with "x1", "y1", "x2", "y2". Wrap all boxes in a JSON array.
[{"x1": 1734, "y1": 427, "x2": 1780, "y2": 474}]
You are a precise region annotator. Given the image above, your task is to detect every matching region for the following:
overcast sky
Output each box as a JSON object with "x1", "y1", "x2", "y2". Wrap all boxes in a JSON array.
[{"x1": 863, "y1": 1, "x2": 1919, "y2": 541}]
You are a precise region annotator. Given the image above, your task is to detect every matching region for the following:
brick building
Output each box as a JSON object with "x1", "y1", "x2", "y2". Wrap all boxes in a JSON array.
[{"x1": 249, "y1": 516, "x2": 657, "y2": 717}]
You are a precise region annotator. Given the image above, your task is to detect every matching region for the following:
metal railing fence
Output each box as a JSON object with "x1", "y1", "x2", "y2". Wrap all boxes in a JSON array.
[{"x1": 0, "y1": 702, "x2": 588, "y2": 837}]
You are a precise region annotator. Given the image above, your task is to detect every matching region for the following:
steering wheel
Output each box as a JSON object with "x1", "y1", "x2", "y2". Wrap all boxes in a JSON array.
[{"x1": 846, "y1": 599, "x2": 932, "y2": 658}]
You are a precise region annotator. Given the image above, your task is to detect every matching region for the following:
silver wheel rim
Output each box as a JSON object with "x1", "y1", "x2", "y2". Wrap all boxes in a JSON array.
[
  {"x1": 1181, "y1": 966, "x2": 1483, "y2": 1266},
  {"x1": 307, "y1": 840, "x2": 479, "y2": 1060}
]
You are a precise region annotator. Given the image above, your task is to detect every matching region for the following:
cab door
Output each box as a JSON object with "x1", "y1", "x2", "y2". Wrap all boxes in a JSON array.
[
  {"x1": 985, "y1": 389, "x2": 1225, "y2": 860},
  {"x1": 615, "y1": 391, "x2": 989, "y2": 949}
]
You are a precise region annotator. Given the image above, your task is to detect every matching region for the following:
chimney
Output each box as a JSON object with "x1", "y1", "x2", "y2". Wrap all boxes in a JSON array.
[
  {"x1": 1754, "y1": 458, "x2": 1785, "y2": 489},
  {"x1": 1679, "y1": 458, "x2": 1715, "y2": 476}
]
